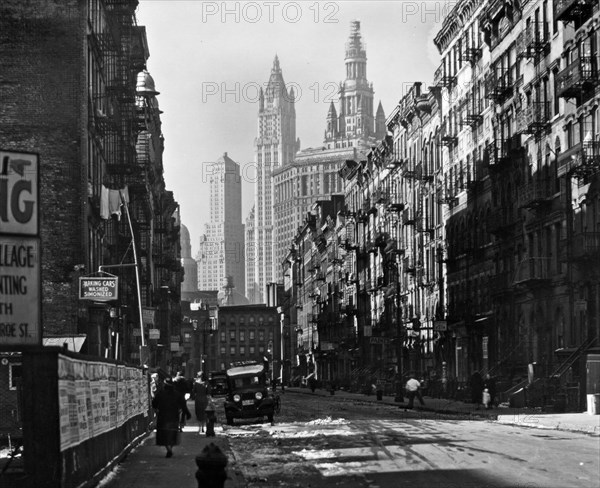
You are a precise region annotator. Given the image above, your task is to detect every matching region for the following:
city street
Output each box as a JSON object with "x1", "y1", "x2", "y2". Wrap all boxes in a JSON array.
[{"x1": 100, "y1": 390, "x2": 599, "y2": 488}]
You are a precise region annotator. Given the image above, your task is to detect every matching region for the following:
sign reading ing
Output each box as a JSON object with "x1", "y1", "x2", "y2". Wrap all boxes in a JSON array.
[
  {"x1": 1, "y1": 150, "x2": 41, "y2": 347},
  {"x1": 79, "y1": 277, "x2": 118, "y2": 302},
  {"x1": 1, "y1": 150, "x2": 39, "y2": 235}
]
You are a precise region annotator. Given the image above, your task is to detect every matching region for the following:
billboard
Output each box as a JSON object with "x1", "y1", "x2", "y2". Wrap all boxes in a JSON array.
[{"x1": 1, "y1": 150, "x2": 41, "y2": 346}]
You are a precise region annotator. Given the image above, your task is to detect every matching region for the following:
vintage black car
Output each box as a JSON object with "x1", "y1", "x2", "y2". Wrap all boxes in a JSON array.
[{"x1": 224, "y1": 363, "x2": 276, "y2": 425}]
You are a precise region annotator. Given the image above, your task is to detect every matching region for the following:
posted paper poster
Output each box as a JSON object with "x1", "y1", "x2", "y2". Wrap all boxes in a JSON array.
[{"x1": 58, "y1": 355, "x2": 148, "y2": 451}]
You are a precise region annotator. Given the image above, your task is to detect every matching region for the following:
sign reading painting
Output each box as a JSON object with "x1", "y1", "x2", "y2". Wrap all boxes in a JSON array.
[
  {"x1": 0, "y1": 150, "x2": 39, "y2": 236},
  {"x1": 79, "y1": 277, "x2": 118, "y2": 302},
  {"x1": 0, "y1": 236, "x2": 41, "y2": 346}
]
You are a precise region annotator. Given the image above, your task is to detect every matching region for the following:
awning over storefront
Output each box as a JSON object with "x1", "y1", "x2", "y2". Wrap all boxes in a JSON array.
[{"x1": 43, "y1": 335, "x2": 87, "y2": 352}]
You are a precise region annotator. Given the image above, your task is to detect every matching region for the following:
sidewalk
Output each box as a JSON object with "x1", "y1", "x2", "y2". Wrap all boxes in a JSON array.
[
  {"x1": 96, "y1": 411, "x2": 245, "y2": 488},
  {"x1": 286, "y1": 386, "x2": 600, "y2": 436}
]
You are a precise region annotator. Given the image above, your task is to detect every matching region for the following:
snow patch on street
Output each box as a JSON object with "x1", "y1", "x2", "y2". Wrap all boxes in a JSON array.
[{"x1": 225, "y1": 417, "x2": 354, "y2": 440}]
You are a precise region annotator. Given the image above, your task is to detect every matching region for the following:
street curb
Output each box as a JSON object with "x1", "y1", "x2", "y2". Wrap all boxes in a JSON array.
[{"x1": 496, "y1": 415, "x2": 600, "y2": 436}]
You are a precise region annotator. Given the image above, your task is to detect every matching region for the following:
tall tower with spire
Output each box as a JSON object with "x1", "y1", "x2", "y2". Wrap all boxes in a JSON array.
[
  {"x1": 247, "y1": 56, "x2": 300, "y2": 303},
  {"x1": 324, "y1": 20, "x2": 386, "y2": 147},
  {"x1": 273, "y1": 21, "x2": 387, "y2": 286}
]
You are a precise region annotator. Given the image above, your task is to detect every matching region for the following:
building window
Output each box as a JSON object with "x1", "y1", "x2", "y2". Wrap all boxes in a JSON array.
[
  {"x1": 240, "y1": 331, "x2": 245, "y2": 342},
  {"x1": 249, "y1": 330, "x2": 255, "y2": 340},
  {"x1": 9, "y1": 363, "x2": 22, "y2": 390},
  {"x1": 240, "y1": 346, "x2": 246, "y2": 356},
  {"x1": 220, "y1": 346, "x2": 226, "y2": 355},
  {"x1": 220, "y1": 331, "x2": 226, "y2": 342},
  {"x1": 259, "y1": 330, "x2": 265, "y2": 341},
  {"x1": 229, "y1": 330, "x2": 236, "y2": 341},
  {"x1": 249, "y1": 345, "x2": 255, "y2": 355},
  {"x1": 230, "y1": 346, "x2": 236, "y2": 355}
]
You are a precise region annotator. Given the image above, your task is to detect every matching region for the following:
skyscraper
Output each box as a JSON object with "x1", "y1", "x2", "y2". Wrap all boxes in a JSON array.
[
  {"x1": 246, "y1": 56, "x2": 300, "y2": 303},
  {"x1": 197, "y1": 153, "x2": 245, "y2": 298},
  {"x1": 324, "y1": 20, "x2": 387, "y2": 148},
  {"x1": 180, "y1": 224, "x2": 198, "y2": 295},
  {"x1": 273, "y1": 20, "x2": 386, "y2": 277}
]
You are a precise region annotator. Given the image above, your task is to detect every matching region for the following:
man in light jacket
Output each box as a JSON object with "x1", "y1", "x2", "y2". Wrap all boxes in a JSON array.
[{"x1": 405, "y1": 374, "x2": 425, "y2": 409}]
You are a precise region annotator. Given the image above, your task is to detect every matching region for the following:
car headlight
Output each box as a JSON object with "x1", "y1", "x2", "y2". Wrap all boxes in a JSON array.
[
  {"x1": 255, "y1": 392, "x2": 263, "y2": 400},
  {"x1": 233, "y1": 394, "x2": 241, "y2": 402}
]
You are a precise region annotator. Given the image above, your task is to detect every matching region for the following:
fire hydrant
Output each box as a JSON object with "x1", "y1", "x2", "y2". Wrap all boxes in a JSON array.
[
  {"x1": 205, "y1": 402, "x2": 216, "y2": 437},
  {"x1": 196, "y1": 443, "x2": 227, "y2": 488}
]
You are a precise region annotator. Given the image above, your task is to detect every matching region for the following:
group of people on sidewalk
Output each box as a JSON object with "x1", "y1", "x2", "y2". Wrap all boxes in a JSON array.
[{"x1": 150, "y1": 371, "x2": 214, "y2": 458}]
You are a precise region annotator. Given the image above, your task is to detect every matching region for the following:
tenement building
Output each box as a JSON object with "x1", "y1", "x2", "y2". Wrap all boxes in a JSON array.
[
  {"x1": 0, "y1": 0, "x2": 182, "y2": 366},
  {"x1": 278, "y1": 1, "x2": 599, "y2": 411},
  {"x1": 245, "y1": 56, "x2": 300, "y2": 304},
  {"x1": 432, "y1": 0, "x2": 600, "y2": 412}
]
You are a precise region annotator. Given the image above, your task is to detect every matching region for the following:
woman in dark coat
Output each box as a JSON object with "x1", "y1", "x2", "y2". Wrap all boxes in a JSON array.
[
  {"x1": 193, "y1": 373, "x2": 210, "y2": 433},
  {"x1": 152, "y1": 378, "x2": 191, "y2": 457}
]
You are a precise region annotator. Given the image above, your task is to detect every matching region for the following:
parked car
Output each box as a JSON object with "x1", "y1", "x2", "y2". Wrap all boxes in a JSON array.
[{"x1": 224, "y1": 362, "x2": 276, "y2": 425}]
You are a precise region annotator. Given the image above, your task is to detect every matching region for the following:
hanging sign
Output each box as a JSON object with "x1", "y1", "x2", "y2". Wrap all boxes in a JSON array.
[{"x1": 79, "y1": 277, "x2": 119, "y2": 302}]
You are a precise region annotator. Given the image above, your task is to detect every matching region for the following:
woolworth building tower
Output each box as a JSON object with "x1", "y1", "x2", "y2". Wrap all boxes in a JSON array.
[{"x1": 246, "y1": 56, "x2": 300, "y2": 303}]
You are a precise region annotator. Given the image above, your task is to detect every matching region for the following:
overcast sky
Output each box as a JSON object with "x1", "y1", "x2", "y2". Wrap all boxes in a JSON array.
[{"x1": 136, "y1": 0, "x2": 450, "y2": 256}]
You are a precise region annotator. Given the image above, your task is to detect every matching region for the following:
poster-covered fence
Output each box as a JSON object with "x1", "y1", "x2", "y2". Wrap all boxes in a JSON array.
[{"x1": 19, "y1": 347, "x2": 151, "y2": 488}]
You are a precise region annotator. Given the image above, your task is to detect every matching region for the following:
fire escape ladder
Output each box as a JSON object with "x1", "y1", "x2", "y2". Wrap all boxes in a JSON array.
[{"x1": 551, "y1": 336, "x2": 598, "y2": 379}]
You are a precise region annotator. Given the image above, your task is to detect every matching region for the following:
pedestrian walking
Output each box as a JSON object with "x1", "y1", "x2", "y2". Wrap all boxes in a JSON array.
[
  {"x1": 405, "y1": 373, "x2": 425, "y2": 409},
  {"x1": 173, "y1": 371, "x2": 190, "y2": 431},
  {"x1": 193, "y1": 372, "x2": 210, "y2": 434},
  {"x1": 150, "y1": 372, "x2": 163, "y2": 399},
  {"x1": 470, "y1": 371, "x2": 484, "y2": 408},
  {"x1": 483, "y1": 373, "x2": 497, "y2": 408},
  {"x1": 151, "y1": 377, "x2": 191, "y2": 458}
]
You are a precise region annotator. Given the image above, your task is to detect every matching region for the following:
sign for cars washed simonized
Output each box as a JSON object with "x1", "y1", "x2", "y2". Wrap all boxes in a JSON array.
[
  {"x1": 0, "y1": 150, "x2": 41, "y2": 346},
  {"x1": 79, "y1": 277, "x2": 119, "y2": 302}
]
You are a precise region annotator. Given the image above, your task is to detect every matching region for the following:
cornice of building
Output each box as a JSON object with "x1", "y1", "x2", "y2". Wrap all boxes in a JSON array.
[{"x1": 433, "y1": 0, "x2": 484, "y2": 54}]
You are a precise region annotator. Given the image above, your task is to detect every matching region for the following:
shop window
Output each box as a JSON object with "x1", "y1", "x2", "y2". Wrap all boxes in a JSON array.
[{"x1": 9, "y1": 363, "x2": 22, "y2": 390}]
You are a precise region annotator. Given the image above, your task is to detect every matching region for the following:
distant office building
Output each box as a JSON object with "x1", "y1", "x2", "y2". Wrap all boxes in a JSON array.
[
  {"x1": 197, "y1": 153, "x2": 245, "y2": 298},
  {"x1": 246, "y1": 56, "x2": 300, "y2": 303},
  {"x1": 215, "y1": 305, "x2": 280, "y2": 373},
  {"x1": 180, "y1": 223, "x2": 198, "y2": 293}
]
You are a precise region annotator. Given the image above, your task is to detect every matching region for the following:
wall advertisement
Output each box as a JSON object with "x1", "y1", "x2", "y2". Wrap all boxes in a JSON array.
[{"x1": 58, "y1": 355, "x2": 148, "y2": 452}]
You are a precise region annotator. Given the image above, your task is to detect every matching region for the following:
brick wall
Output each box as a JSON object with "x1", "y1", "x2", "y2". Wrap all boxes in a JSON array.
[{"x1": 0, "y1": 0, "x2": 85, "y2": 335}]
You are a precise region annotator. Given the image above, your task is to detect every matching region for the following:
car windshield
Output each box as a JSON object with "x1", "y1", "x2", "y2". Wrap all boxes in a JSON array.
[{"x1": 231, "y1": 375, "x2": 265, "y2": 389}]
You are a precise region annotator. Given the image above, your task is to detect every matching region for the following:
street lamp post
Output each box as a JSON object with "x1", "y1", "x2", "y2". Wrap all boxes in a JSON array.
[{"x1": 386, "y1": 255, "x2": 404, "y2": 402}]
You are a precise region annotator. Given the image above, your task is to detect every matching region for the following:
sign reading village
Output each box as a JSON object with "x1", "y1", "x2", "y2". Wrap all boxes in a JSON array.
[
  {"x1": 79, "y1": 277, "x2": 119, "y2": 302},
  {"x1": 0, "y1": 149, "x2": 41, "y2": 347}
]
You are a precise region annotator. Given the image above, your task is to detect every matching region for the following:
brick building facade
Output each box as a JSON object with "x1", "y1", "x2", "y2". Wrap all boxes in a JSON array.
[{"x1": 0, "y1": 0, "x2": 182, "y2": 365}]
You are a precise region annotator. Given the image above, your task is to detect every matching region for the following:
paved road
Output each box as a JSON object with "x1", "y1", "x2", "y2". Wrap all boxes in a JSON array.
[{"x1": 223, "y1": 391, "x2": 600, "y2": 488}]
